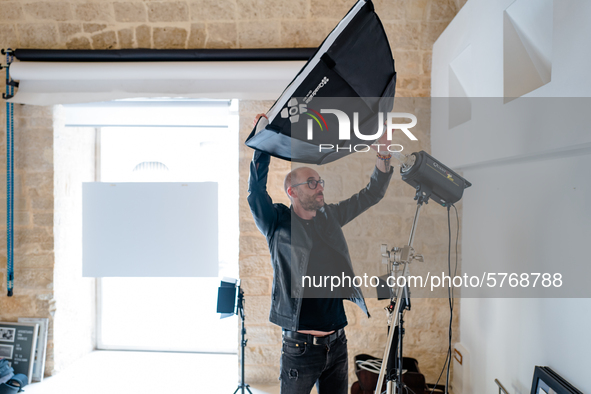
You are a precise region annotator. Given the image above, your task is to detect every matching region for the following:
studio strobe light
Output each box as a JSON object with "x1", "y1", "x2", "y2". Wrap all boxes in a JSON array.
[{"x1": 393, "y1": 150, "x2": 471, "y2": 206}]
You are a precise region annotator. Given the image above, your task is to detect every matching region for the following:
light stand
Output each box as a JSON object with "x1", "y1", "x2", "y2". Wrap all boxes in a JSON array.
[
  {"x1": 234, "y1": 289, "x2": 253, "y2": 394},
  {"x1": 216, "y1": 279, "x2": 253, "y2": 394},
  {"x1": 374, "y1": 150, "x2": 471, "y2": 394},
  {"x1": 376, "y1": 202, "x2": 424, "y2": 394}
]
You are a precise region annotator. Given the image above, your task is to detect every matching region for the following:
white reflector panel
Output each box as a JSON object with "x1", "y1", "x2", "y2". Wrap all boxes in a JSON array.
[{"x1": 83, "y1": 182, "x2": 218, "y2": 277}]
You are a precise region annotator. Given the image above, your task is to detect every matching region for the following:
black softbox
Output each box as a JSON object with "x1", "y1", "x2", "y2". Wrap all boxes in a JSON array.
[{"x1": 245, "y1": 0, "x2": 396, "y2": 164}]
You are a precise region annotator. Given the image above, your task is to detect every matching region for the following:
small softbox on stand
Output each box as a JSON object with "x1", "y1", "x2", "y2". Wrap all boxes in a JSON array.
[
  {"x1": 217, "y1": 278, "x2": 252, "y2": 394},
  {"x1": 217, "y1": 278, "x2": 238, "y2": 318}
]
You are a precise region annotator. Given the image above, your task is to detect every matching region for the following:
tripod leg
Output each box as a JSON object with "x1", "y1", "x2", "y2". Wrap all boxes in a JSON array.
[
  {"x1": 376, "y1": 262, "x2": 410, "y2": 393},
  {"x1": 376, "y1": 288, "x2": 402, "y2": 392},
  {"x1": 387, "y1": 380, "x2": 395, "y2": 394}
]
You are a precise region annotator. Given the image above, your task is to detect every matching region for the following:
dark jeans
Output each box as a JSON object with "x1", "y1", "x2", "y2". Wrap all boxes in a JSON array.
[{"x1": 279, "y1": 331, "x2": 348, "y2": 394}]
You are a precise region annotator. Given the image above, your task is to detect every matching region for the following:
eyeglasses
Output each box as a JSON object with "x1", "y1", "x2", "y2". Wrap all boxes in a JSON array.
[{"x1": 292, "y1": 178, "x2": 325, "y2": 190}]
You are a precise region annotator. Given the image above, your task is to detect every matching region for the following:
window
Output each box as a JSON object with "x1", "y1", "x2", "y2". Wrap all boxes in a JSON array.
[{"x1": 89, "y1": 101, "x2": 239, "y2": 353}]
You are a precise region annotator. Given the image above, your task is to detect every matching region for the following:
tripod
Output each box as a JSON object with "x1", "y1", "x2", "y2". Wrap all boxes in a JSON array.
[
  {"x1": 376, "y1": 201, "x2": 424, "y2": 394},
  {"x1": 233, "y1": 289, "x2": 253, "y2": 394}
]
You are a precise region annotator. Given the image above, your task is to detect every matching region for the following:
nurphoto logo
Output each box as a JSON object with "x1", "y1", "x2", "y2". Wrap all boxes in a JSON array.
[{"x1": 282, "y1": 92, "x2": 420, "y2": 153}]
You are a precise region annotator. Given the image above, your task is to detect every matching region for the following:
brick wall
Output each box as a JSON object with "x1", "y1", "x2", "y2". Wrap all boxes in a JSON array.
[{"x1": 0, "y1": 104, "x2": 56, "y2": 375}]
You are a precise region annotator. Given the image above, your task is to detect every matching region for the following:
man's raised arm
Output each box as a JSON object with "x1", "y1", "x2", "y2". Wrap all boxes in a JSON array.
[
  {"x1": 332, "y1": 132, "x2": 394, "y2": 227},
  {"x1": 247, "y1": 114, "x2": 278, "y2": 237}
]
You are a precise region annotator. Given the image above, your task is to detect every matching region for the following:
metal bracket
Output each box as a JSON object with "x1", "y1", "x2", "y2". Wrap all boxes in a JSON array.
[
  {"x1": 495, "y1": 379, "x2": 510, "y2": 394},
  {"x1": 414, "y1": 183, "x2": 432, "y2": 205},
  {"x1": 2, "y1": 91, "x2": 15, "y2": 100},
  {"x1": 2, "y1": 48, "x2": 17, "y2": 100},
  {"x1": 381, "y1": 244, "x2": 424, "y2": 265},
  {"x1": 3, "y1": 74, "x2": 18, "y2": 100}
]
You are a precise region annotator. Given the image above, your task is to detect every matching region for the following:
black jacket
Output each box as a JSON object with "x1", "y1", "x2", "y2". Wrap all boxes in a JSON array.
[{"x1": 247, "y1": 150, "x2": 393, "y2": 331}]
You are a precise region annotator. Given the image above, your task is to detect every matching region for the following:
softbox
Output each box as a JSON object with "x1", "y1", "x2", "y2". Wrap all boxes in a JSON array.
[{"x1": 245, "y1": 0, "x2": 396, "y2": 164}]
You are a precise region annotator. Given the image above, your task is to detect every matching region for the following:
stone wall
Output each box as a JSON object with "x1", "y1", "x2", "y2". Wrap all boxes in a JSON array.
[
  {"x1": 0, "y1": 105, "x2": 97, "y2": 376},
  {"x1": 0, "y1": 104, "x2": 56, "y2": 375},
  {"x1": 0, "y1": 0, "x2": 466, "y2": 382},
  {"x1": 0, "y1": 0, "x2": 464, "y2": 80}
]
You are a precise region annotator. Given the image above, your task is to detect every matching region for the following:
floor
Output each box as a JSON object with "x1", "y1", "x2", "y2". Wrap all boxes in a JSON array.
[{"x1": 23, "y1": 351, "x2": 319, "y2": 394}]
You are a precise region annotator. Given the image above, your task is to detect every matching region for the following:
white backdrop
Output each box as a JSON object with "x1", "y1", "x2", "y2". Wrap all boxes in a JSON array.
[{"x1": 8, "y1": 61, "x2": 305, "y2": 105}]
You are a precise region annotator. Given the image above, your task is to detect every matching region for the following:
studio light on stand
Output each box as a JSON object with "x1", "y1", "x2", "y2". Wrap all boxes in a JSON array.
[
  {"x1": 217, "y1": 278, "x2": 252, "y2": 394},
  {"x1": 376, "y1": 151, "x2": 471, "y2": 394}
]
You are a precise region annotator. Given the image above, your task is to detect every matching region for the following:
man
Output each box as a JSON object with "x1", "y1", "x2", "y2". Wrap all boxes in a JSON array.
[{"x1": 247, "y1": 113, "x2": 393, "y2": 394}]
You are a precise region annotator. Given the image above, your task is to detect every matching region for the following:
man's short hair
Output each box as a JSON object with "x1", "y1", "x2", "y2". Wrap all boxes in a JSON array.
[
  {"x1": 284, "y1": 170, "x2": 295, "y2": 196},
  {"x1": 284, "y1": 167, "x2": 303, "y2": 196}
]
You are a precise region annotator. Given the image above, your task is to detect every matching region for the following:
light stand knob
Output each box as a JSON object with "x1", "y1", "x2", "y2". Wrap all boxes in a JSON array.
[{"x1": 381, "y1": 244, "x2": 390, "y2": 264}]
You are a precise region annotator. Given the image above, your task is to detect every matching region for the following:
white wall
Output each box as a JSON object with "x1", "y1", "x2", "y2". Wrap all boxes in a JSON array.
[
  {"x1": 432, "y1": 1, "x2": 591, "y2": 393},
  {"x1": 53, "y1": 108, "x2": 97, "y2": 372}
]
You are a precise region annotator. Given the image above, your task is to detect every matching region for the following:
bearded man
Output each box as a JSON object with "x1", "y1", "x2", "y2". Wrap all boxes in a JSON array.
[{"x1": 247, "y1": 113, "x2": 393, "y2": 394}]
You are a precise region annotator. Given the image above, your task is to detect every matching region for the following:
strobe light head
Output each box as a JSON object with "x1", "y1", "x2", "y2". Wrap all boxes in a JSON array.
[{"x1": 399, "y1": 151, "x2": 471, "y2": 206}]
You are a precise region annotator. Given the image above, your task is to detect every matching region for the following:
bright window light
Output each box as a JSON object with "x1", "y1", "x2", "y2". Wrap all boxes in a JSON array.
[{"x1": 96, "y1": 103, "x2": 238, "y2": 353}]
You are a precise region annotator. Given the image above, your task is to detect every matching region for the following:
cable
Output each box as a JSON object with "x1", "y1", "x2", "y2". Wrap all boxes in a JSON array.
[
  {"x1": 445, "y1": 205, "x2": 460, "y2": 394},
  {"x1": 355, "y1": 359, "x2": 382, "y2": 374},
  {"x1": 428, "y1": 349, "x2": 450, "y2": 393},
  {"x1": 429, "y1": 205, "x2": 458, "y2": 394},
  {"x1": 452, "y1": 205, "x2": 459, "y2": 280},
  {"x1": 5, "y1": 50, "x2": 15, "y2": 297},
  {"x1": 444, "y1": 206, "x2": 453, "y2": 394}
]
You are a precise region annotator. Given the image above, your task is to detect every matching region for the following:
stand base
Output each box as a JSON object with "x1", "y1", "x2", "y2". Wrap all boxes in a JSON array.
[{"x1": 233, "y1": 383, "x2": 253, "y2": 394}]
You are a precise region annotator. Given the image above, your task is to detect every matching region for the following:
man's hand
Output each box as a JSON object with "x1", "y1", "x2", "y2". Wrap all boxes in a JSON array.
[
  {"x1": 372, "y1": 130, "x2": 392, "y2": 173},
  {"x1": 253, "y1": 113, "x2": 268, "y2": 127},
  {"x1": 370, "y1": 130, "x2": 390, "y2": 155},
  {"x1": 252, "y1": 113, "x2": 269, "y2": 170}
]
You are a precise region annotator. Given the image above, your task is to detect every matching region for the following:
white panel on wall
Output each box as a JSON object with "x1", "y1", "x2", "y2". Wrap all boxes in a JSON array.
[
  {"x1": 449, "y1": 45, "x2": 473, "y2": 128},
  {"x1": 83, "y1": 182, "x2": 218, "y2": 277},
  {"x1": 503, "y1": 0, "x2": 553, "y2": 101},
  {"x1": 449, "y1": 45, "x2": 474, "y2": 97},
  {"x1": 432, "y1": 0, "x2": 591, "y2": 170}
]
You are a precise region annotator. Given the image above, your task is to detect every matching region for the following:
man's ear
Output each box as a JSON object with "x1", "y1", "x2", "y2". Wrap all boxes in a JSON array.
[{"x1": 287, "y1": 186, "x2": 296, "y2": 199}]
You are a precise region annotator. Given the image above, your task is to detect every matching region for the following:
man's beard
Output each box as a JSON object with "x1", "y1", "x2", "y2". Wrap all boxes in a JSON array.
[{"x1": 300, "y1": 192, "x2": 324, "y2": 211}]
